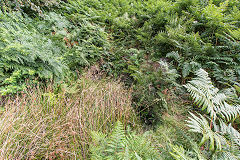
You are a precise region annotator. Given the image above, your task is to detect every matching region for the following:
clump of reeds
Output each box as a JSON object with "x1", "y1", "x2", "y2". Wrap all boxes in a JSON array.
[{"x1": 0, "y1": 76, "x2": 137, "y2": 159}]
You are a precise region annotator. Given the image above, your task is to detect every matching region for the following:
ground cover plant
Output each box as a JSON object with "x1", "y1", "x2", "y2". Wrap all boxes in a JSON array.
[
  {"x1": 0, "y1": 74, "x2": 137, "y2": 159},
  {"x1": 0, "y1": 0, "x2": 239, "y2": 159}
]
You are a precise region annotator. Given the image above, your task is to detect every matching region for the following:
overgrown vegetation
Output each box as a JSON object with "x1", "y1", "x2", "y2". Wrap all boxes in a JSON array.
[
  {"x1": 0, "y1": 0, "x2": 239, "y2": 159},
  {"x1": 0, "y1": 75, "x2": 137, "y2": 159}
]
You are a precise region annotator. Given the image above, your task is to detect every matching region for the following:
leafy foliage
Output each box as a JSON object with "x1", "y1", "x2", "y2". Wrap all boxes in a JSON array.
[
  {"x1": 171, "y1": 69, "x2": 240, "y2": 159},
  {"x1": 0, "y1": 11, "x2": 67, "y2": 94},
  {"x1": 132, "y1": 60, "x2": 179, "y2": 125},
  {"x1": 1, "y1": 0, "x2": 59, "y2": 16},
  {"x1": 170, "y1": 142, "x2": 207, "y2": 160},
  {"x1": 0, "y1": 8, "x2": 111, "y2": 94},
  {"x1": 184, "y1": 69, "x2": 240, "y2": 121},
  {"x1": 90, "y1": 121, "x2": 161, "y2": 160},
  {"x1": 1, "y1": 0, "x2": 240, "y2": 159}
]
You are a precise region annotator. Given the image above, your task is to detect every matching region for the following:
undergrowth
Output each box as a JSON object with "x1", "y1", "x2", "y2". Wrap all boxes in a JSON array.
[
  {"x1": 0, "y1": 0, "x2": 240, "y2": 159},
  {"x1": 0, "y1": 75, "x2": 138, "y2": 159}
]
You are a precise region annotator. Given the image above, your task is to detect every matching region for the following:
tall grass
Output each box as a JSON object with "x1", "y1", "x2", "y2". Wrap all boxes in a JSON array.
[{"x1": 0, "y1": 76, "x2": 137, "y2": 159}]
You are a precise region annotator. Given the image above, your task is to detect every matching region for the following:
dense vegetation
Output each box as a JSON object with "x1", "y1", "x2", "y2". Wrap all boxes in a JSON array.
[{"x1": 0, "y1": 0, "x2": 239, "y2": 159}]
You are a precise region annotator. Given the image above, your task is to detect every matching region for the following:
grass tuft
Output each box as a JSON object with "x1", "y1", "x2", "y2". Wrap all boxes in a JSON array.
[{"x1": 0, "y1": 76, "x2": 137, "y2": 159}]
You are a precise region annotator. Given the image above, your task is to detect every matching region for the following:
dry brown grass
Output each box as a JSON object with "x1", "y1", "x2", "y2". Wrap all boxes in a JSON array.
[{"x1": 0, "y1": 76, "x2": 138, "y2": 159}]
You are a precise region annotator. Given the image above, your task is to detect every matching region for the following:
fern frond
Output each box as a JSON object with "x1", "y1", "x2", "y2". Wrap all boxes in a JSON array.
[
  {"x1": 107, "y1": 121, "x2": 126, "y2": 154},
  {"x1": 184, "y1": 69, "x2": 240, "y2": 121},
  {"x1": 184, "y1": 69, "x2": 217, "y2": 119},
  {"x1": 212, "y1": 150, "x2": 240, "y2": 160},
  {"x1": 186, "y1": 113, "x2": 225, "y2": 151},
  {"x1": 218, "y1": 120, "x2": 240, "y2": 146},
  {"x1": 166, "y1": 51, "x2": 182, "y2": 63},
  {"x1": 170, "y1": 141, "x2": 208, "y2": 160},
  {"x1": 170, "y1": 145, "x2": 194, "y2": 160},
  {"x1": 216, "y1": 102, "x2": 240, "y2": 122},
  {"x1": 90, "y1": 121, "x2": 161, "y2": 160}
]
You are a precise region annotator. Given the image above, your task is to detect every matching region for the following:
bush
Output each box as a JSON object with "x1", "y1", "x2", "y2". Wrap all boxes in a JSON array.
[{"x1": 132, "y1": 60, "x2": 179, "y2": 125}]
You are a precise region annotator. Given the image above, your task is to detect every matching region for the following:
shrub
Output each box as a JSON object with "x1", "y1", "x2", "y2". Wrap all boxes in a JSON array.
[{"x1": 132, "y1": 60, "x2": 179, "y2": 125}]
